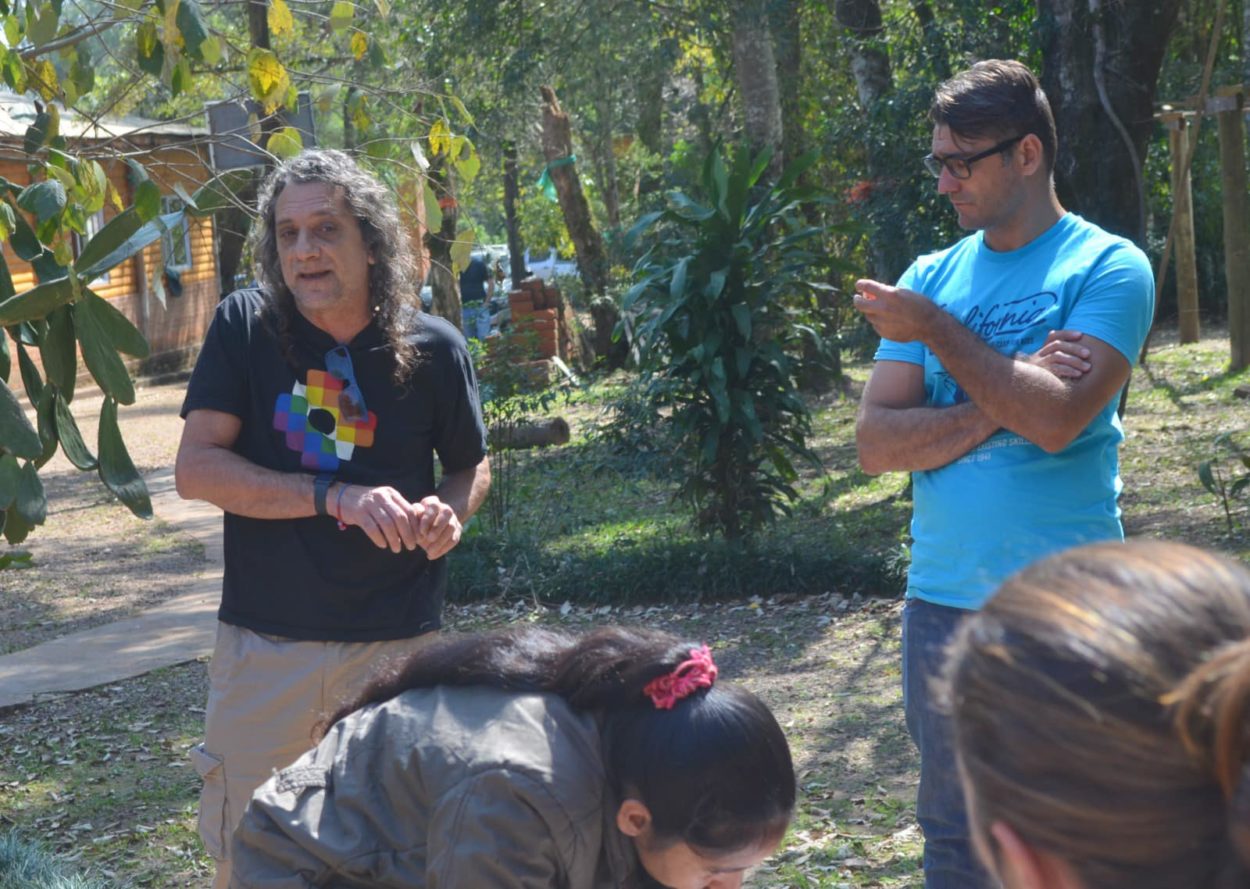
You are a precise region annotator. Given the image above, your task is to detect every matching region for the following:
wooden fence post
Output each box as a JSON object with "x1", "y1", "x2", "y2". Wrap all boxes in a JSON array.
[
  {"x1": 1166, "y1": 113, "x2": 1202, "y2": 344},
  {"x1": 1215, "y1": 87, "x2": 1250, "y2": 370}
]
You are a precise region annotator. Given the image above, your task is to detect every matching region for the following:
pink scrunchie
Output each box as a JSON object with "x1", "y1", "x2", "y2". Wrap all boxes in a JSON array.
[{"x1": 643, "y1": 644, "x2": 718, "y2": 710}]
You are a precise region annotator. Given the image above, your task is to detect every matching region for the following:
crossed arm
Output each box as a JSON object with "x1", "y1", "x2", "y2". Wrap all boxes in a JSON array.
[
  {"x1": 175, "y1": 409, "x2": 490, "y2": 558},
  {"x1": 854, "y1": 280, "x2": 1131, "y2": 475}
]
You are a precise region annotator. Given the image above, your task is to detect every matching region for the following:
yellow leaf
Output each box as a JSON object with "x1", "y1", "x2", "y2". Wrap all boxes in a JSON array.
[
  {"x1": 200, "y1": 34, "x2": 222, "y2": 66},
  {"x1": 350, "y1": 31, "x2": 366, "y2": 61},
  {"x1": 328, "y1": 0, "x2": 352, "y2": 34},
  {"x1": 29, "y1": 59, "x2": 58, "y2": 101},
  {"x1": 268, "y1": 0, "x2": 293, "y2": 37},
  {"x1": 267, "y1": 126, "x2": 303, "y2": 159},
  {"x1": 247, "y1": 48, "x2": 290, "y2": 113},
  {"x1": 428, "y1": 119, "x2": 451, "y2": 158},
  {"x1": 164, "y1": 0, "x2": 181, "y2": 49},
  {"x1": 108, "y1": 183, "x2": 124, "y2": 213}
]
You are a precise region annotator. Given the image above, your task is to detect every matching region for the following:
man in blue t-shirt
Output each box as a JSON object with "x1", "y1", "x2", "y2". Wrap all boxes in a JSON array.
[{"x1": 853, "y1": 61, "x2": 1153, "y2": 889}]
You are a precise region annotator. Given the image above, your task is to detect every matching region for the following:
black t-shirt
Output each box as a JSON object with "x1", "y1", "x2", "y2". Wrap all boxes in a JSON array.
[
  {"x1": 458, "y1": 258, "x2": 490, "y2": 304},
  {"x1": 181, "y1": 289, "x2": 488, "y2": 641}
]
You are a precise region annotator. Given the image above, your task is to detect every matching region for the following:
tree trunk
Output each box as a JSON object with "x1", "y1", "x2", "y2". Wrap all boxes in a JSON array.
[
  {"x1": 216, "y1": 195, "x2": 255, "y2": 297},
  {"x1": 1037, "y1": 0, "x2": 1183, "y2": 242},
  {"x1": 423, "y1": 154, "x2": 461, "y2": 328},
  {"x1": 595, "y1": 97, "x2": 622, "y2": 229},
  {"x1": 503, "y1": 140, "x2": 527, "y2": 284},
  {"x1": 539, "y1": 85, "x2": 609, "y2": 295},
  {"x1": 771, "y1": 0, "x2": 803, "y2": 172},
  {"x1": 731, "y1": 0, "x2": 783, "y2": 177},
  {"x1": 835, "y1": 0, "x2": 903, "y2": 282}
]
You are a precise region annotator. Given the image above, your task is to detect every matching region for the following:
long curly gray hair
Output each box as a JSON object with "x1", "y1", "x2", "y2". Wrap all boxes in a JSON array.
[{"x1": 253, "y1": 149, "x2": 420, "y2": 382}]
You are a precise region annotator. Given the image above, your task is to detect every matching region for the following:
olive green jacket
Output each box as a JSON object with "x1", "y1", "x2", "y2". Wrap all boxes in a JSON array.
[{"x1": 230, "y1": 686, "x2": 639, "y2": 888}]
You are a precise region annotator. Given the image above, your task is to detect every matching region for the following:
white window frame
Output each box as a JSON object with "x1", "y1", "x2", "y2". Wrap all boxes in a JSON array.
[
  {"x1": 74, "y1": 209, "x2": 109, "y2": 285},
  {"x1": 161, "y1": 196, "x2": 193, "y2": 272}
]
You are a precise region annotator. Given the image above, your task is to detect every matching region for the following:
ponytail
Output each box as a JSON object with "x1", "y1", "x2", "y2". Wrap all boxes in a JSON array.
[
  {"x1": 1171, "y1": 636, "x2": 1250, "y2": 876},
  {"x1": 323, "y1": 626, "x2": 796, "y2": 853},
  {"x1": 946, "y1": 540, "x2": 1250, "y2": 889}
]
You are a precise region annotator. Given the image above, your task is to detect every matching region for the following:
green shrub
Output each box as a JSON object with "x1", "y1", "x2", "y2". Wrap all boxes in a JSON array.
[
  {"x1": 0, "y1": 831, "x2": 114, "y2": 889},
  {"x1": 618, "y1": 145, "x2": 831, "y2": 538}
]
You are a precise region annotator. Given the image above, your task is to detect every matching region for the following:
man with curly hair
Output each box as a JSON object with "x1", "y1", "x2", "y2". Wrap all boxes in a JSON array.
[{"x1": 175, "y1": 149, "x2": 490, "y2": 889}]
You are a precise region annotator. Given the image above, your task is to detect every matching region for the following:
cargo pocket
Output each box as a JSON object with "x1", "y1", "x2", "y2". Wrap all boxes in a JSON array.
[{"x1": 190, "y1": 743, "x2": 228, "y2": 860}]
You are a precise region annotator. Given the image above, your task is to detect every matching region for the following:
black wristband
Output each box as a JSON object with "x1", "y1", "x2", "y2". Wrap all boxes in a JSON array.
[{"x1": 313, "y1": 474, "x2": 334, "y2": 517}]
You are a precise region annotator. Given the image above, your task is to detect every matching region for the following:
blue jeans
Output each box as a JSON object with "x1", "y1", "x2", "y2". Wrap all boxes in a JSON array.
[
  {"x1": 902, "y1": 598, "x2": 993, "y2": 889},
  {"x1": 462, "y1": 303, "x2": 490, "y2": 341}
]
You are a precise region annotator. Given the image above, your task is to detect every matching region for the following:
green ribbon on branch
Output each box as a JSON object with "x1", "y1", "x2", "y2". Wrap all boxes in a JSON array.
[{"x1": 536, "y1": 155, "x2": 576, "y2": 201}]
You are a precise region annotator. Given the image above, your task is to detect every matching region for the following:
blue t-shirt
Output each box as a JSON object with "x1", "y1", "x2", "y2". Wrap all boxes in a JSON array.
[{"x1": 875, "y1": 213, "x2": 1154, "y2": 610}]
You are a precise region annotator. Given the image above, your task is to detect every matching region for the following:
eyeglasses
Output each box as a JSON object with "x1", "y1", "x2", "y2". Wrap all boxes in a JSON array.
[
  {"x1": 922, "y1": 134, "x2": 1026, "y2": 180},
  {"x1": 324, "y1": 345, "x2": 368, "y2": 423}
]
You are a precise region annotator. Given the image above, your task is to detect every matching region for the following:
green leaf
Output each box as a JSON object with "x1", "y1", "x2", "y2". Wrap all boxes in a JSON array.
[
  {"x1": 0, "y1": 377, "x2": 40, "y2": 458},
  {"x1": 669, "y1": 257, "x2": 689, "y2": 301},
  {"x1": 1199, "y1": 462, "x2": 1217, "y2": 494},
  {"x1": 15, "y1": 461, "x2": 45, "y2": 525},
  {"x1": 84, "y1": 290, "x2": 148, "y2": 358},
  {"x1": 329, "y1": 0, "x2": 353, "y2": 33},
  {"x1": 0, "y1": 453, "x2": 19, "y2": 507},
  {"x1": 76, "y1": 211, "x2": 182, "y2": 280},
  {"x1": 134, "y1": 179, "x2": 161, "y2": 221},
  {"x1": 3, "y1": 498, "x2": 29, "y2": 543},
  {"x1": 170, "y1": 56, "x2": 192, "y2": 97},
  {"x1": 26, "y1": 2, "x2": 57, "y2": 46},
  {"x1": 74, "y1": 207, "x2": 143, "y2": 274},
  {"x1": 0, "y1": 277, "x2": 75, "y2": 327},
  {"x1": 15, "y1": 341, "x2": 41, "y2": 404},
  {"x1": 175, "y1": 0, "x2": 210, "y2": 60},
  {"x1": 267, "y1": 126, "x2": 303, "y2": 160},
  {"x1": 73, "y1": 297, "x2": 135, "y2": 404},
  {"x1": 0, "y1": 327, "x2": 9, "y2": 383},
  {"x1": 731, "y1": 303, "x2": 752, "y2": 339},
  {"x1": 54, "y1": 390, "x2": 96, "y2": 470},
  {"x1": 136, "y1": 21, "x2": 164, "y2": 77},
  {"x1": 40, "y1": 305, "x2": 75, "y2": 395},
  {"x1": 17, "y1": 180, "x2": 66, "y2": 223},
  {"x1": 422, "y1": 182, "x2": 442, "y2": 235},
  {"x1": 98, "y1": 397, "x2": 151, "y2": 518}
]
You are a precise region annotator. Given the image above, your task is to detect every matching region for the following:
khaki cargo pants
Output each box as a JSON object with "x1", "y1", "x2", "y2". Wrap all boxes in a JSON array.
[{"x1": 191, "y1": 622, "x2": 433, "y2": 889}]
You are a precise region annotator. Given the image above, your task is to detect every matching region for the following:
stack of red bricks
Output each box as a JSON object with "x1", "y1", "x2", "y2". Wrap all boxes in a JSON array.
[{"x1": 508, "y1": 278, "x2": 572, "y2": 361}]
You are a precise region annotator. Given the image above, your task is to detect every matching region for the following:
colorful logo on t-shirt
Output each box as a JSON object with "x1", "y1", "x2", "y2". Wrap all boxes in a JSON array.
[{"x1": 273, "y1": 369, "x2": 376, "y2": 470}]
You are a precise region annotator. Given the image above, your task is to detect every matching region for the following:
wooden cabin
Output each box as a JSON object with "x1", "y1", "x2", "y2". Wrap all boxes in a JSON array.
[{"x1": 0, "y1": 94, "x2": 220, "y2": 377}]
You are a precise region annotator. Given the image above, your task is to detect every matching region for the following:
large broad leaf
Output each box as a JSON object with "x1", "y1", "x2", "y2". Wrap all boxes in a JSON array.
[
  {"x1": 188, "y1": 169, "x2": 248, "y2": 214},
  {"x1": 175, "y1": 0, "x2": 211, "y2": 61},
  {"x1": 16, "y1": 179, "x2": 66, "y2": 223},
  {"x1": 267, "y1": 126, "x2": 303, "y2": 160},
  {"x1": 0, "y1": 377, "x2": 40, "y2": 458},
  {"x1": 73, "y1": 297, "x2": 135, "y2": 405},
  {"x1": 8, "y1": 200, "x2": 42, "y2": 261},
  {"x1": 76, "y1": 211, "x2": 182, "y2": 281},
  {"x1": 33, "y1": 384, "x2": 56, "y2": 467},
  {"x1": 247, "y1": 48, "x2": 290, "y2": 112},
  {"x1": 74, "y1": 207, "x2": 143, "y2": 274},
  {"x1": 0, "y1": 328, "x2": 8, "y2": 384},
  {"x1": 136, "y1": 21, "x2": 163, "y2": 77},
  {"x1": 22, "y1": 111, "x2": 51, "y2": 157},
  {"x1": 0, "y1": 453, "x2": 19, "y2": 507},
  {"x1": 15, "y1": 340, "x2": 42, "y2": 404},
  {"x1": 134, "y1": 179, "x2": 161, "y2": 221},
  {"x1": 0, "y1": 277, "x2": 74, "y2": 328},
  {"x1": 40, "y1": 304, "x2": 76, "y2": 396},
  {"x1": 54, "y1": 390, "x2": 96, "y2": 470},
  {"x1": 98, "y1": 397, "x2": 151, "y2": 518},
  {"x1": 15, "y1": 461, "x2": 45, "y2": 525},
  {"x1": 84, "y1": 290, "x2": 148, "y2": 358},
  {"x1": 3, "y1": 499, "x2": 29, "y2": 543}
]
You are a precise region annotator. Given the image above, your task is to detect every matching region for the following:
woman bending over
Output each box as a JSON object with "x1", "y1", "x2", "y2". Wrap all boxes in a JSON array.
[{"x1": 230, "y1": 625, "x2": 796, "y2": 888}]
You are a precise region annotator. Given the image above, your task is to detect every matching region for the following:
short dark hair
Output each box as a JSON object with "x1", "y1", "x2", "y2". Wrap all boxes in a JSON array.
[{"x1": 929, "y1": 59, "x2": 1057, "y2": 173}]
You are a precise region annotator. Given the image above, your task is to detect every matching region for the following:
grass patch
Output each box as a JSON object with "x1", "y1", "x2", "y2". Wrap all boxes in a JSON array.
[{"x1": 0, "y1": 831, "x2": 113, "y2": 889}]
